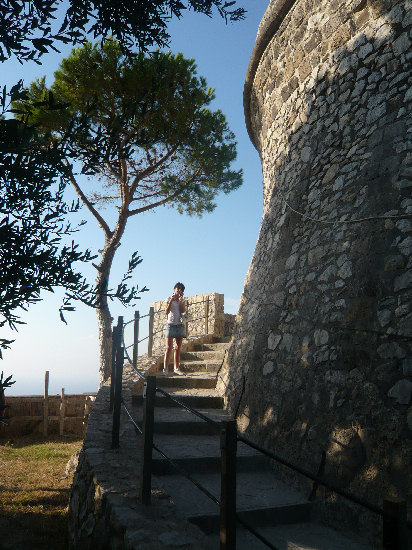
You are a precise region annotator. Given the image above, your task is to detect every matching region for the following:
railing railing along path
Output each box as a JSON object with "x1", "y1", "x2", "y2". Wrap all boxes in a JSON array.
[
  {"x1": 109, "y1": 311, "x2": 410, "y2": 550},
  {"x1": 119, "y1": 296, "x2": 213, "y2": 368}
]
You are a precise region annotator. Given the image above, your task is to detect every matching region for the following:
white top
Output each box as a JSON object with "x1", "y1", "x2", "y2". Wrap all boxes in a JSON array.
[{"x1": 166, "y1": 297, "x2": 182, "y2": 325}]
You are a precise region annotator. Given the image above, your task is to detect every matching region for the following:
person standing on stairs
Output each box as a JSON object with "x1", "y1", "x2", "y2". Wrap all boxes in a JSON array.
[{"x1": 163, "y1": 282, "x2": 186, "y2": 376}]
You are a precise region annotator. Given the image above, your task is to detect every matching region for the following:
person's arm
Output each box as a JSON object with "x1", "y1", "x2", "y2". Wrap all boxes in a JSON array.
[
  {"x1": 180, "y1": 298, "x2": 186, "y2": 314},
  {"x1": 165, "y1": 296, "x2": 173, "y2": 315}
]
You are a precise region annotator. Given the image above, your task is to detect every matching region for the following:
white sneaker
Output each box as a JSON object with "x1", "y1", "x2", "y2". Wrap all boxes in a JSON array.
[{"x1": 173, "y1": 369, "x2": 184, "y2": 376}]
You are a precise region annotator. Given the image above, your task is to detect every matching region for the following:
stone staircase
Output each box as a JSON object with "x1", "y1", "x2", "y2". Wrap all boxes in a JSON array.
[{"x1": 132, "y1": 337, "x2": 378, "y2": 550}]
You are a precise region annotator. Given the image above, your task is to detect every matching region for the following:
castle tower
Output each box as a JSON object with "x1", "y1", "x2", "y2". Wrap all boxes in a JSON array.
[{"x1": 220, "y1": 0, "x2": 412, "y2": 531}]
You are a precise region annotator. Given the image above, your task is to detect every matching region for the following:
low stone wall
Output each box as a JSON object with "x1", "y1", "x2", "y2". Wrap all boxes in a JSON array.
[
  {"x1": 68, "y1": 358, "x2": 210, "y2": 550},
  {"x1": 1, "y1": 394, "x2": 96, "y2": 437},
  {"x1": 150, "y1": 292, "x2": 224, "y2": 355}
]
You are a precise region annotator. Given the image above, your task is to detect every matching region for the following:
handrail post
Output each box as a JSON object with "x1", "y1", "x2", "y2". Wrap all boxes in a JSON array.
[
  {"x1": 205, "y1": 296, "x2": 209, "y2": 335},
  {"x1": 220, "y1": 419, "x2": 237, "y2": 550},
  {"x1": 383, "y1": 497, "x2": 407, "y2": 550},
  {"x1": 110, "y1": 326, "x2": 119, "y2": 412},
  {"x1": 140, "y1": 376, "x2": 156, "y2": 505},
  {"x1": 117, "y1": 315, "x2": 124, "y2": 339},
  {"x1": 147, "y1": 307, "x2": 154, "y2": 357},
  {"x1": 111, "y1": 343, "x2": 124, "y2": 449},
  {"x1": 133, "y1": 310, "x2": 140, "y2": 368}
]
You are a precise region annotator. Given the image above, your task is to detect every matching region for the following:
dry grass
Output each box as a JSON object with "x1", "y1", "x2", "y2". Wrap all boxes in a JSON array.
[{"x1": 0, "y1": 434, "x2": 83, "y2": 550}]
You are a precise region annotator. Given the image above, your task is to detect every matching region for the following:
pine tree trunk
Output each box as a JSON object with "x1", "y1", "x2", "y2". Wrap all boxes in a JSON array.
[
  {"x1": 95, "y1": 244, "x2": 117, "y2": 385},
  {"x1": 96, "y1": 287, "x2": 113, "y2": 385}
]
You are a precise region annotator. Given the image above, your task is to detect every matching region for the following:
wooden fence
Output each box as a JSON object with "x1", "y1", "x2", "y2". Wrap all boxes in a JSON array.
[{"x1": 1, "y1": 371, "x2": 96, "y2": 437}]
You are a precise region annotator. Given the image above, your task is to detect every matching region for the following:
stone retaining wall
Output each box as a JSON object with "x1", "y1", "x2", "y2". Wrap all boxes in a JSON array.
[
  {"x1": 68, "y1": 357, "x2": 211, "y2": 549},
  {"x1": 150, "y1": 292, "x2": 224, "y2": 355},
  {"x1": 219, "y1": 0, "x2": 412, "y2": 538}
]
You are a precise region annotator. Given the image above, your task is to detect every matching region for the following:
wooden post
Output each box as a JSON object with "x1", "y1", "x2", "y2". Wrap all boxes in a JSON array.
[
  {"x1": 133, "y1": 310, "x2": 140, "y2": 368},
  {"x1": 111, "y1": 345, "x2": 124, "y2": 449},
  {"x1": 147, "y1": 307, "x2": 154, "y2": 357},
  {"x1": 140, "y1": 376, "x2": 156, "y2": 505},
  {"x1": 205, "y1": 297, "x2": 210, "y2": 335},
  {"x1": 43, "y1": 371, "x2": 49, "y2": 437},
  {"x1": 383, "y1": 498, "x2": 408, "y2": 550},
  {"x1": 59, "y1": 388, "x2": 65, "y2": 436},
  {"x1": 220, "y1": 420, "x2": 237, "y2": 550}
]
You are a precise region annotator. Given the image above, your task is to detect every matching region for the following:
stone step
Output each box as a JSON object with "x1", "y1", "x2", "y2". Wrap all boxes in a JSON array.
[
  {"x1": 132, "y1": 391, "x2": 224, "y2": 409},
  {"x1": 151, "y1": 420, "x2": 220, "y2": 436},
  {"x1": 178, "y1": 361, "x2": 222, "y2": 374},
  {"x1": 156, "y1": 374, "x2": 217, "y2": 390},
  {"x1": 152, "y1": 452, "x2": 268, "y2": 475},
  {"x1": 191, "y1": 342, "x2": 230, "y2": 352},
  {"x1": 180, "y1": 350, "x2": 226, "y2": 362},
  {"x1": 204, "y1": 522, "x2": 379, "y2": 550},
  {"x1": 153, "y1": 470, "x2": 311, "y2": 535},
  {"x1": 131, "y1": 406, "x2": 230, "y2": 435},
  {"x1": 150, "y1": 435, "x2": 268, "y2": 474}
]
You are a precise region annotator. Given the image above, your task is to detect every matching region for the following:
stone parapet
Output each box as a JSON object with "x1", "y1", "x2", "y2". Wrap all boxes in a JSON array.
[
  {"x1": 150, "y1": 292, "x2": 224, "y2": 356},
  {"x1": 68, "y1": 361, "x2": 209, "y2": 549}
]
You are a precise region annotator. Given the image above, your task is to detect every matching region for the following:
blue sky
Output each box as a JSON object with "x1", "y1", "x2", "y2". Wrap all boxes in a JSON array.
[{"x1": 2, "y1": 2, "x2": 268, "y2": 395}]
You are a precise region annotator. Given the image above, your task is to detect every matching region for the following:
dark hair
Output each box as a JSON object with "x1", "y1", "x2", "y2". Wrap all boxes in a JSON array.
[{"x1": 174, "y1": 282, "x2": 185, "y2": 293}]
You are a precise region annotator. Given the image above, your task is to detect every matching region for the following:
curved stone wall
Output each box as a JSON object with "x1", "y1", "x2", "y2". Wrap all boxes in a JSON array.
[{"x1": 220, "y1": 0, "x2": 412, "y2": 532}]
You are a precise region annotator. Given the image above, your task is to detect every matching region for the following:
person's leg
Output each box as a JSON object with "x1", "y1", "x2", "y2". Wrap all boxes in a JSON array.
[
  {"x1": 164, "y1": 337, "x2": 173, "y2": 373},
  {"x1": 174, "y1": 337, "x2": 183, "y2": 373}
]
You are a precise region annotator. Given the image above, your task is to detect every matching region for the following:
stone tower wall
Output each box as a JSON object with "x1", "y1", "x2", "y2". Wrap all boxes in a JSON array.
[{"x1": 218, "y1": 0, "x2": 412, "y2": 534}]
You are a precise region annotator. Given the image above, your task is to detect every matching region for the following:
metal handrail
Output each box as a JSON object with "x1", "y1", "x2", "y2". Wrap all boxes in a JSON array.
[
  {"x1": 115, "y1": 377, "x2": 221, "y2": 511},
  {"x1": 115, "y1": 364, "x2": 282, "y2": 549},
  {"x1": 122, "y1": 399, "x2": 143, "y2": 435},
  {"x1": 116, "y1": 294, "x2": 213, "y2": 396},
  {"x1": 121, "y1": 297, "x2": 213, "y2": 362},
  {"x1": 149, "y1": 387, "x2": 283, "y2": 549},
  {"x1": 121, "y1": 326, "x2": 145, "y2": 380},
  {"x1": 150, "y1": 386, "x2": 282, "y2": 550},
  {"x1": 237, "y1": 433, "x2": 412, "y2": 529},
  {"x1": 152, "y1": 380, "x2": 412, "y2": 544},
  {"x1": 111, "y1": 306, "x2": 223, "y2": 531},
  {"x1": 236, "y1": 515, "x2": 279, "y2": 550},
  {"x1": 156, "y1": 387, "x2": 220, "y2": 427},
  {"x1": 122, "y1": 318, "x2": 135, "y2": 327},
  {"x1": 113, "y1": 301, "x2": 411, "y2": 550},
  {"x1": 152, "y1": 440, "x2": 221, "y2": 506}
]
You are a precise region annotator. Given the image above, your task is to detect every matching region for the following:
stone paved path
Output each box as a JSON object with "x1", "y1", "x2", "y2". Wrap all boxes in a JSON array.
[{"x1": 69, "y1": 337, "x2": 381, "y2": 549}]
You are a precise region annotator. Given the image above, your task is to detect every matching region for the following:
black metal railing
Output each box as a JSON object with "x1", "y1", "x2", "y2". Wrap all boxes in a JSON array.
[
  {"x1": 109, "y1": 315, "x2": 410, "y2": 550},
  {"x1": 110, "y1": 296, "x2": 214, "y2": 446},
  {"x1": 235, "y1": 433, "x2": 411, "y2": 549},
  {"x1": 118, "y1": 296, "x2": 213, "y2": 368}
]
